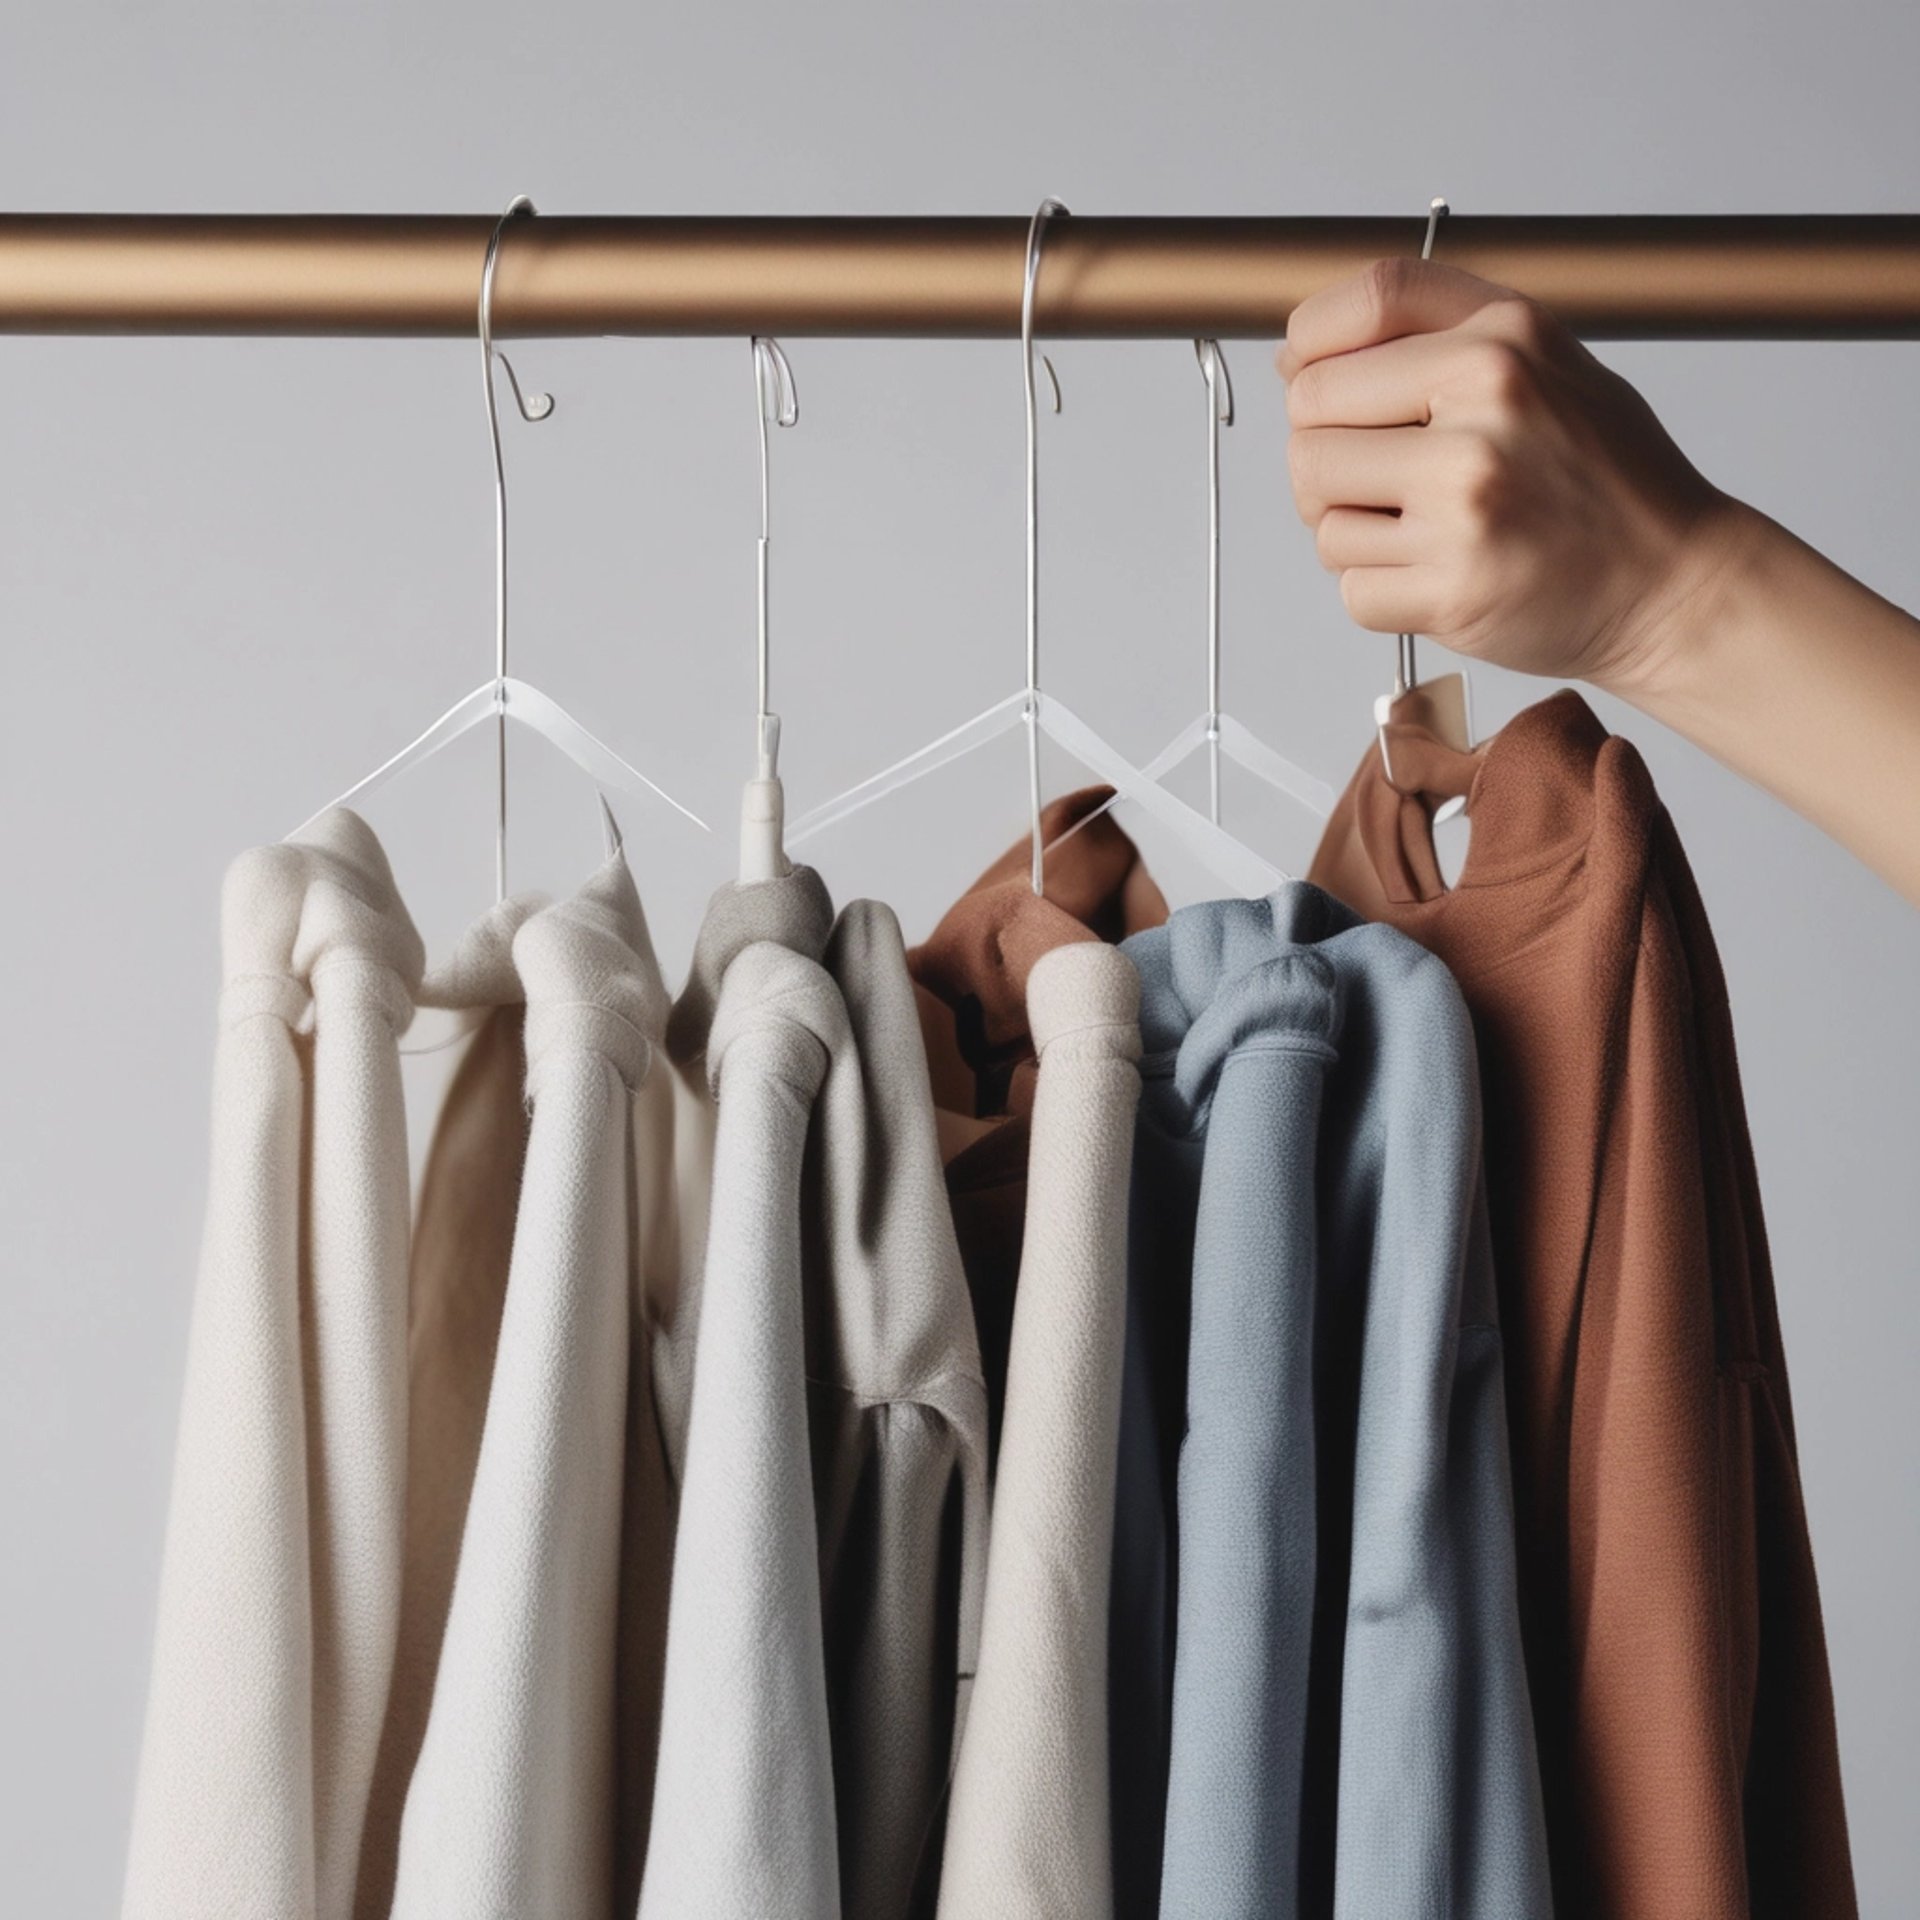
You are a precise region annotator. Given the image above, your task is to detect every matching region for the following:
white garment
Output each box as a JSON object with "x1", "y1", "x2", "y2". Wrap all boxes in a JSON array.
[
  {"x1": 388, "y1": 854, "x2": 672, "y2": 1919},
  {"x1": 124, "y1": 811, "x2": 425, "y2": 1920},
  {"x1": 638, "y1": 941, "x2": 846, "y2": 1920},
  {"x1": 936, "y1": 942, "x2": 1143, "y2": 1920}
]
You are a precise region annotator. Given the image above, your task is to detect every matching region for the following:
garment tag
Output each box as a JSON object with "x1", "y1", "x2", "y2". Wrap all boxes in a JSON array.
[{"x1": 1374, "y1": 672, "x2": 1475, "y2": 824}]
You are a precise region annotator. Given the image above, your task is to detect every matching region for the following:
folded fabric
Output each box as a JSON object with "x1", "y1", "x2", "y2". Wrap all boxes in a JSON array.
[
  {"x1": 354, "y1": 896, "x2": 537, "y2": 1920},
  {"x1": 124, "y1": 810, "x2": 425, "y2": 1920},
  {"x1": 644, "y1": 905, "x2": 988, "y2": 1920},
  {"x1": 639, "y1": 942, "x2": 848, "y2": 1919},
  {"x1": 937, "y1": 942, "x2": 1142, "y2": 1920},
  {"x1": 388, "y1": 855, "x2": 672, "y2": 1919},
  {"x1": 907, "y1": 791, "x2": 1169, "y2": 1917},
  {"x1": 666, "y1": 866, "x2": 989, "y2": 1920},
  {"x1": 1131, "y1": 888, "x2": 1550, "y2": 1920}
]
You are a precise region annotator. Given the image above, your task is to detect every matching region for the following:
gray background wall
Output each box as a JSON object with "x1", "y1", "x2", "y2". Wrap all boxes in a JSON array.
[{"x1": 3, "y1": 1, "x2": 1916, "y2": 1910}]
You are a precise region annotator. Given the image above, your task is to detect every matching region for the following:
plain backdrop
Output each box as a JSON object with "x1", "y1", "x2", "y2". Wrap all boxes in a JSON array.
[{"x1": 3, "y1": 2, "x2": 1916, "y2": 1911}]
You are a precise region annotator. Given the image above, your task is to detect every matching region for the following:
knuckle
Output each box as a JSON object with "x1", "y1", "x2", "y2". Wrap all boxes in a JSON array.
[
  {"x1": 1285, "y1": 362, "x2": 1322, "y2": 426},
  {"x1": 1356, "y1": 256, "x2": 1415, "y2": 332},
  {"x1": 1286, "y1": 428, "x2": 1319, "y2": 489},
  {"x1": 1452, "y1": 433, "x2": 1508, "y2": 513},
  {"x1": 1470, "y1": 339, "x2": 1534, "y2": 412},
  {"x1": 1490, "y1": 295, "x2": 1554, "y2": 355},
  {"x1": 1314, "y1": 514, "x2": 1341, "y2": 568}
]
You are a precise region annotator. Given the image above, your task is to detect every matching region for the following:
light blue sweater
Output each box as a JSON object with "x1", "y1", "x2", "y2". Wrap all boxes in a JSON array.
[{"x1": 1122, "y1": 886, "x2": 1551, "y2": 1920}]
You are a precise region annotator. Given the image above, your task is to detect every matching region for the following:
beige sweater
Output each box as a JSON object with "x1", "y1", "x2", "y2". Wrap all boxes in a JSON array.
[
  {"x1": 388, "y1": 855, "x2": 673, "y2": 1918},
  {"x1": 935, "y1": 942, "x2": 1142, "y2": 1920}
]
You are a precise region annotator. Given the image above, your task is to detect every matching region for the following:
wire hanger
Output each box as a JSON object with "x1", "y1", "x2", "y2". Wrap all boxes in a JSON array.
[
  {"x1": 787, "y1": 199, "x2": 1285, "y2": 902},
  {"x1": 1051, "y1": 338, "x2": 1335, "y2": 858},
  {"x1": 292, "y1": 194, "x2": 707, "y2": 892},
  {"x1": 738, "y1": 336, "x2": 799, "y2": 882},
  {"x1": 1375, "y1": 196, "x2": 1474, "y2": 813}
]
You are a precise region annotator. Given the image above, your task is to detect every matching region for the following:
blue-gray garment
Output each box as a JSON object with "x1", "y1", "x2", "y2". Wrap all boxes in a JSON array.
[{"x1": 1126, "y1": 885, "x2": 1551, "y2": 1920}]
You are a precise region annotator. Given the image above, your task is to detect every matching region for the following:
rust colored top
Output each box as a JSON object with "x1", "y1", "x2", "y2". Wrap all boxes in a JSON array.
[
  {"x1": 908, "y1": 788, "x2": 1167, "y2": 1457},
  {"x1": 1309, "y1": 690, "x2": 1855, "y2": 1920}
]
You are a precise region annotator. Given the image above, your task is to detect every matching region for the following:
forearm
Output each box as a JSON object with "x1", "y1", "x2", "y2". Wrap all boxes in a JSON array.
[{"x1": 1604, "y1": 499, "x2": 1920, "y2": 906}]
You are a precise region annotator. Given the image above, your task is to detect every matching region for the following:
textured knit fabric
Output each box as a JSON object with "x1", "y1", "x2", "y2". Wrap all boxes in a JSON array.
[
  {"x1": 657, "y1": 865, "x2": 836, "y2": 1481},
  {"x1": 906, "y1": 793, "x2": 1168, "y2": 1919},
  {"x1": 813, "y1": 902, "x2": 991, "y2": 1920},
  {"x1": 1309, "y1": 691, "x2": 1855, "y2": 1920},
  {"x1": 639, "y1": 942, "x2": 846, "y2": 1920},
  {"x1": 936, "y1": 943, "x2": 1142, "y2": 1920},
  {"x1": 388, "y1": 855, "x2": 672, "y2": 1919},
  {"x1": 908, "y1": 788, "x2": 1167, "y2": 1458},
  {"x1": 1132, "y1": 889, "x2": 1550, "y2": 1920},
  {"x1": 124, "y1": 811, "x2": 425, "y2": 1920},
  {"x1": 645, "y1": 878, "x2": 988, "y2": 1920},
  {"x1": 355, "y1": 902, "x2": 535, "y2": 1920}
]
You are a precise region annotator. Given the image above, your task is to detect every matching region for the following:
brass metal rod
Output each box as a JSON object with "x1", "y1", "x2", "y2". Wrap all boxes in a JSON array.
[{"x1": 1, "y1": 213, "x2": 1917, "y2": 340}]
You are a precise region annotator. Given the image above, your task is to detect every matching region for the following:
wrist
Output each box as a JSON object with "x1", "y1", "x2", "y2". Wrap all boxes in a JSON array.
[{"x1": 1593, "y1": 494, "x2": 1779, "y2": 710}]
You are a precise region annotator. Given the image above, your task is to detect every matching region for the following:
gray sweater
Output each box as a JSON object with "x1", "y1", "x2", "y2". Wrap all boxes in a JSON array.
[{"x1": 1124, "y1": 886, "x2": 1551, "y2": 1920}]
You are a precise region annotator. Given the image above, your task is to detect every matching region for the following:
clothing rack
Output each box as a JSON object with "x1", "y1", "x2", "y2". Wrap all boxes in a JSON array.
[{"x1": 3, "y1": 213, "x2": 1918, "y2": 339}]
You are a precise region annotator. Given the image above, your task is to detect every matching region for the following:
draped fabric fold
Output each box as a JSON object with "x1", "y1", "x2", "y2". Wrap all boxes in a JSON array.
[
  {"x1": 389, "y1": 855, "x2": 671, "y2": 1919},
  {"x1": 125, "y1": 811, "x2": 425, "y2": 1920},
  {"x1": 1132, "y1": 888, "x2": 1551, "y2": 1919},
  {"x1": 121, "y1": 726, "x2": 1850, "y2": 1920},
  {"x1": 1309, "y1": 692, "x2": 1856, "y2": 1918},
  {"x1": 639, "y1": 942, "x2": 845, "y2": 1920},
  {"x1": 937, "y1": 942, "x2": 1142, "y2": 1920},
  {"x1": 643, "y1": 888, "x2": 988, "y2": 1920}
]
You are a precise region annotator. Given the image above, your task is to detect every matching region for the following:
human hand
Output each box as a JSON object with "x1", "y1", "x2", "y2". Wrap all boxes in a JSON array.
[{"x1": 1278, "y1": 258, "x2": 1754, "y2": 695}]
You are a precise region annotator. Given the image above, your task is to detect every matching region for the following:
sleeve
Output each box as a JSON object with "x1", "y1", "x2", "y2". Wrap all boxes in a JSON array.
[
  {"x1": 389, "y1": 868, "x2": 662, "y2": 1920},
  {"x1": 122, "y1": 972, "x2": 319, "y2": 1920},
  {"x1": 1332, "y1": 954, "x2": 1552, "y2": 1920},
  {"x1": 1158, "y1": 954, "x2": 1338, "y2": 1920},
  {"x1": 636, "y1": 945, "x2": 840, "y2": 1920},
  {"x1": 125, "y1": 818, "x2": 423, "y2": 1920},
  {"x1": 938, "y1": 943, "x2": 1140, "y2": 1920}
]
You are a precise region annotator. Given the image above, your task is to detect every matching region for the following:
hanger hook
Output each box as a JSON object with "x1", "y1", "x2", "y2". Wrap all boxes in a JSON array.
[
  {"x1": 751, "y1": 335, "x2": 798, "y2": 775},
  {"x1": 479, "y1": 194, "x2": 554, "y2": 902},
  {"x1": 1394, "y1": 196, "x2": 1448, "y2": 699},
  {"x1": 1193, "y1": 339, "x2": 1234, "y2": 824},
  {"x1": 1021, "y1": 197, "x2": 1069, "y2": 894},
  {"x1": 1193, "y1": 336, "x2": 1235, "y2": 426}
]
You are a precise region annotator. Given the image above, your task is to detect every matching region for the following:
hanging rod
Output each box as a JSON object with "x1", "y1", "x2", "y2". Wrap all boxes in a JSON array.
[{"x1": 2, "y1": 214, "x2": 1917, "y2": 340}]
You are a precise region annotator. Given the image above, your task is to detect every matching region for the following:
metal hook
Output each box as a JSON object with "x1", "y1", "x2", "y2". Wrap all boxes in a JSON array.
[
  {"x1": 1021, "y1": 197, "x2": 1069, "y2": 895},
  {"x1": 1395, "y1": 197, "x2": 1448, "y2": 697},
  {"x1": 478, "y1": 194, "x2": 555, "y2": 902},
  {"x1": 751, "y1": 335, "x2": 798, "y2": 776},
  {"x1": 1193, "y1": 339, "x2": 1235, "y2": 824}
]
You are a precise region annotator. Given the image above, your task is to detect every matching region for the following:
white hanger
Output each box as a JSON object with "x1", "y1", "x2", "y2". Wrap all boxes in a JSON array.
[
  {"x1": 1053, "y1": 339, "x2": 1335, "y2": 860},
  {"x1": 787, "y1": 199, "x2": 1286, "y2": 903},
  {"x1": 1376, "y1": 196, "x2": 1474, "y2": 820},
  {"x1": 738, "y1": 336, "x2": 799, "y2": 883},
  {"x1": 292, "y1": 195, "x2": 707, "y2": 892}
]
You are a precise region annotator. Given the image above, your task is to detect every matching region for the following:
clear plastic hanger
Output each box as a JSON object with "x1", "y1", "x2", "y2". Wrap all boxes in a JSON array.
[
  {"x1": 787, "y1": 198, "x2": 1286, "y2": 903},
  {"x1": 1376, "y1": 196, "x2": 1474, "y2": 820},
  {"x1": 1053, "y1": 339, "x2": 1335, "y2": 859},
  {"x1": 292, "y1": 194, "x2": 707, "y2": 894},
  {"x1": 738, "y1": 336, "x2": 799, "y2": 882}
]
